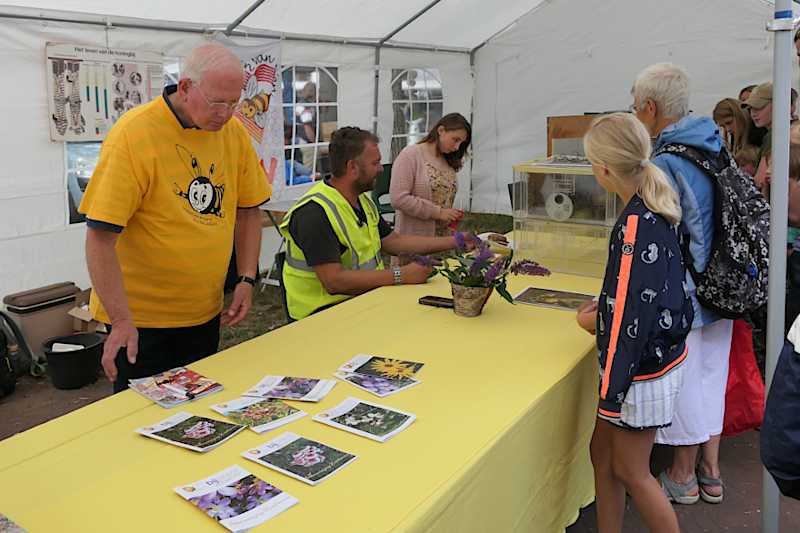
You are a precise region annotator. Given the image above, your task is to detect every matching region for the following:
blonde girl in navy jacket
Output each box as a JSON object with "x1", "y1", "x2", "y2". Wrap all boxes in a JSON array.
[{"x1": 577, "y1": 113, "x2": 693, "y2": 533}]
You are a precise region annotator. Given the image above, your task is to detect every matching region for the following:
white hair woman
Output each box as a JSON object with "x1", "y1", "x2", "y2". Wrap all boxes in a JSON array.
[{"x1": 631, "y1": 62, "x2": 732, "y2": 506}]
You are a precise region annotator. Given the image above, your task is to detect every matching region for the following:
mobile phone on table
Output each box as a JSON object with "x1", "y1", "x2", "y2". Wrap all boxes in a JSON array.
[{"x1": 419, "y1": 295, "x2": 454, "y2": 308}]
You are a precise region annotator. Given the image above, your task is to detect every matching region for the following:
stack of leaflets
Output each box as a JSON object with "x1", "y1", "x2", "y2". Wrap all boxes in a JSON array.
[
  {"x1": 313, "y1": 397, "x2": 416, "y2": 442},
  {"x1": 175, "y1": 465, "x2": 297, "y2": 532},
  {"x1": 243, "y1": 376, "x2": 335, "y2": 403},
  {"x1": 210, "y1": 397, "x2": 307, "y2": 434},
  {"x1": 129, "y1": 367, "x2": 223, "y2": 408},
  {"x1": 242, "y1": 432, "x2": 357, "y2": 486},
  {"x1": 335, "y1": 355, "x2": 423, "y2": 397},
  {"x1": 136, "y1": 412, "x2": 245, "y2": 452}
]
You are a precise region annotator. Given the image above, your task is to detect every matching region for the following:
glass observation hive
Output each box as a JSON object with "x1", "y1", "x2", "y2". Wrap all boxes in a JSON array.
[{"x1": 511, "y1": 155, "x2": 621, "y2": 278}]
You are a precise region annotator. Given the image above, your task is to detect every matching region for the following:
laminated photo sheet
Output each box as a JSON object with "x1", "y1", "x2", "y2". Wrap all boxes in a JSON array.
[
  {"x1": 243, "y1": 376, "x2": 335, "y2": 403},
  {"x1": 337, "y1": 354, "x2": 424, "y2": 381},
  {"x1": 136, "y1": 412, "x2": 245, "y2": 452},
  {"x1": 313, "y1": 397, "x2": 416, "y2": 443},
  {"x1": 513, "y1": 287, "x2": 595, "y2": 311},
  {"x1": 175, "y1": 465, "x2": 298, "y2": 532},
  {"x1": 333, "y1": 371, "x2": 420, "y2": 398},
  {"x1": 242, "y1": 432, "x2": 357, "y2": 486},
  {"x1": 210, "y1": 397, "x2": 307, "y2": 434}
]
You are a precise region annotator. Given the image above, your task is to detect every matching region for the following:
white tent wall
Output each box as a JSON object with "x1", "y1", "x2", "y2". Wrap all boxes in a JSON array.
[
  {"x1": 377, "y1": 47, "x2": 473, "y2": 205},
  {"x1": 0, "y1": 15, "x2": 471, "y2": 298},
  {"x1": 470, "y1": 0, "x2": 785, "y2": 214}
]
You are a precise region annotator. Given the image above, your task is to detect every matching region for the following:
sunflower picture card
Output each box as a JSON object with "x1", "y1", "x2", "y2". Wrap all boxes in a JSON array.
[
  {"x1": 175, "y1": 465, "x2": 298, "y2": 532},
  {"x1": 243, "y1": 376, "x2": 336, "y2": 403},
  {"x1": 338, "y1": 354, "x2": 424, "y2": 381},
  {"x1": 333, "y1": 371, "x2": 420, "y2": 398},
  {"x1": 313, "y1": 397, "x2": 416, "y2": 442},
  {"x1": 242, "y1": 432, "x2": 357, "y2": 486},
  {"x1": 210, "y1": 397, "x2": 307, "y2": 434},
  {"x1": 136, "y1": 412, "x2": 245, "y2": 452}
]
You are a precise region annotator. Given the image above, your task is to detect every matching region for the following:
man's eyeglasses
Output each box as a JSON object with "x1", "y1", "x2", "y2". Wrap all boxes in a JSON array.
[{"x1": 193, "y1": 84, "x2": 240, "y2": 113}]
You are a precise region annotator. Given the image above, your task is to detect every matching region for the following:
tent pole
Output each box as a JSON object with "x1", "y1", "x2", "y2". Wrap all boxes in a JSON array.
[
  {"x1": 373, "y1": 46, "x2": 381, "y2": 135},
  {"x1": 379, "y1": 0, "x2": 442, "y2": 45},
  {"x1": 224, "y1": 0, "x2": 268, "y2": 36},
  {"x1": 467, "y1": 48, "x2": 478, "y2": 213},
  {"x1": 0, "y1": 8, "x2": 470, "y2": 54},
  {"x1": 764, "y1": 2, "x2": 794, "y2": 532},
  {"x1": 372, "y1": 1, "x2": 442, "y2": 143}
]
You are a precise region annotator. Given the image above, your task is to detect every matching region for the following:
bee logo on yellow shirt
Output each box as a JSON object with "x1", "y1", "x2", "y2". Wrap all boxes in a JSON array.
[{"x1": 173, "y1": 145, "x2": 225, "y2": 218}]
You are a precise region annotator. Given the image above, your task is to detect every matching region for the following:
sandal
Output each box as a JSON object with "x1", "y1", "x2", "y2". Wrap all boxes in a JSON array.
[
  {"x1": 659, "y1": 471, "x2": 700, "y2": 504},
  {"x1": 697, "y1": 471, "x2": 724, "y2": 504}
]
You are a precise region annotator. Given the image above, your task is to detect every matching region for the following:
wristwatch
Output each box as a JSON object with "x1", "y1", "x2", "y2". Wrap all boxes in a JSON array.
[
  {"x1": 237, "y1": 275, "x2": 256, "y2": 287},
  {"x1": 392, "y1": 266, "x2": 402, "y2": 285}
]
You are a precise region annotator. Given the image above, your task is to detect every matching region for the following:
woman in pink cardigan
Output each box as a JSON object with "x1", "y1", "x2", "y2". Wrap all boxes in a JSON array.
[{"x1": 390, "y1": 113, "x2": 472, "y2": 259}]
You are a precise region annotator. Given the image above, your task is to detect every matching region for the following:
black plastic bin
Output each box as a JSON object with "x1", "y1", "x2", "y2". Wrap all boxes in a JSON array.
[{"x1": 42, "y1": 333, "x2": 104, "y2": 390}]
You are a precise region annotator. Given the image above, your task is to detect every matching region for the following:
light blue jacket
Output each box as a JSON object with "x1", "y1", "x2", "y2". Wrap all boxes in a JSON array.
[{"x1": 652, "y1": 115, "x2": 722, "y2": 328}]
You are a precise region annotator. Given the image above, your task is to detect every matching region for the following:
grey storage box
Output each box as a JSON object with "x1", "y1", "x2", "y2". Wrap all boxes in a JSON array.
[{"x1": 3, "y1": 282, "x2": 81, "y2": 363}]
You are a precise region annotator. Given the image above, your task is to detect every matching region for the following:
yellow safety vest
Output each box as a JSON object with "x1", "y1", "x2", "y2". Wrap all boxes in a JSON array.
[{"x1": 279, "y1": 182, "x2": 384, "y2": 320}]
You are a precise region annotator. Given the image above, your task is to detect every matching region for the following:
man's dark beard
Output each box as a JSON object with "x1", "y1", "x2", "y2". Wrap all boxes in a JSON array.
[{"x1": 354, "y1": 165, "x2": 376, "y2": 194}]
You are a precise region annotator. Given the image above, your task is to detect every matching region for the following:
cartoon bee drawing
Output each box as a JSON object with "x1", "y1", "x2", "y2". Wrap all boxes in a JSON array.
[
  {"x1": 239, "y1": 74, "x2": 272, "y2": 128},
  {"x1": 173, "y1": 146, "x2": 225, "y2": 218}
]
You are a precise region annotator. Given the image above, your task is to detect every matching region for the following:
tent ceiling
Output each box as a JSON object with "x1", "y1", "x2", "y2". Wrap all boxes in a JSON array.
[{"x1": 3, "y1": 0, "x2": 547, "y2": 50}]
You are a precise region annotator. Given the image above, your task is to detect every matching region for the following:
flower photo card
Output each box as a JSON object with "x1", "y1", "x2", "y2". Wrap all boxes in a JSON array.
[
  {"x1": 136, "y1": 412, "x2": 245, "y2": 452},
  {"x1": 242, "y1": 432, "x2": 357, "y2": 486},
  {"x1": 333, "y1": 371, "x2": 419, "y2": 398},
  {"x1": 175, "y1": 465, "x2": 297, "y2": 532},
  {"x1": 210, "y1": 397, "x2": 307, "y2": 434},
  {"x1": 338, "y1": 354, "x2": 424, "y2": 381},
  {"x1": 313, "y1": 397, "x2": 416, "y2": 442},
  {"x1": 243, "y1": 376, "x2": 335, "y2": 403},
  {"x1": 129, "y1": 366, "x2": 223, "y2": 408}
]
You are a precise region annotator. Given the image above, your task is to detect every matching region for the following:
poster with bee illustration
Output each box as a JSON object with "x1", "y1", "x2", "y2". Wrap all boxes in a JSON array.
[
  {"x1": 217, "y1": 36, "x2": 285, "y2": 192},
  {"x1": 45, "y1": 42, "x2": 163, "y2": 142}
]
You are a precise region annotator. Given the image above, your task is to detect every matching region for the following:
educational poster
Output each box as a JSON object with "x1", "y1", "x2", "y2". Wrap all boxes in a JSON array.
[
  {"x1": 46, "y1": 43, "x2": 163, "y2": 142},
  {"x1": 217, "y1": 35, "x2": 285, "y2": 190}
]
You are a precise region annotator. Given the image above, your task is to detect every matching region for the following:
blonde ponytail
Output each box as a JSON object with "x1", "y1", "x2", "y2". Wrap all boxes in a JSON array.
[
  {"x1": 584, "y1": 112, "x2": 682, "y2": 225},
  {"x1": 639, "y1": 160, "x2": 682, "y2": 225}
]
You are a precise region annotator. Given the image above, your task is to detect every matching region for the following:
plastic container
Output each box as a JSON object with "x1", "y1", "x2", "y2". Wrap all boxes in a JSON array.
[
  {"x1": 43, "y1": 333, "x2": 104, "y2": 389},
  {"x1": 512, "y1": 157, "x2": 621, "y2": 278}
]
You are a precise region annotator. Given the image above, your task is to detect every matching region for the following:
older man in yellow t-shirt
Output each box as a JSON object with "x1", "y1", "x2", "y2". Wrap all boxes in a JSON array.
[{"x1": 79, "y1": 43, "x2": 271, "y2": 393}]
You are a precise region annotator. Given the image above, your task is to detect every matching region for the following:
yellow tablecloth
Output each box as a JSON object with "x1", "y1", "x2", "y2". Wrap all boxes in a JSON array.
[{"x1": 0, "y1": 273, "x2": 600, "y2": 533}]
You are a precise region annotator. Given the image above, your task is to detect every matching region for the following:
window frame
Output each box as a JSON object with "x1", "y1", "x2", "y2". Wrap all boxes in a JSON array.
[
  {"x1": 281, "y1": 65, "x2": 339, "y2": 187},
  {"x1": 390, "y1": 68, "x2": 444, "y2": 162}
]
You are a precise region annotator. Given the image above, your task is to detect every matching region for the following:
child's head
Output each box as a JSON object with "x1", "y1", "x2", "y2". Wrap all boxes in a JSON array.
[
  {"x1": 790, "y1": 144, "x2": 800, "y2": 181},
  {"x1": 762, "y1": 146, "x2": 800, "y2": 185},
  {"x1": 734, "y1": 145, "x2": 759, "y2": 176},
  {"x1": 584, "y1": 112, "x2": 682, "y2": 225}
]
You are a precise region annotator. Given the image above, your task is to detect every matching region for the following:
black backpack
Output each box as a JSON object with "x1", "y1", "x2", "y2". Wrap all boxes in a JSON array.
[
  {"x1": 653, "y1": 143, "x2": 770, "y2": 318},
  {"x1": 0, "y1": 311, "x2": 42, "y2": 398}
]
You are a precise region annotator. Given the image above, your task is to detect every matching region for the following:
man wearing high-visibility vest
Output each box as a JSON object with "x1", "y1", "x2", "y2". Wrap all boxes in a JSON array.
[{"x1": 280, "y1": 126, "x2": 469, "y2": 321}]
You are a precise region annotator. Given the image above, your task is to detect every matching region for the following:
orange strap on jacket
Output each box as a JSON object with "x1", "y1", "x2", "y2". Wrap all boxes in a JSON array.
[{"x1": 600, "y1": 214, "x2": 639, "y2": 400}]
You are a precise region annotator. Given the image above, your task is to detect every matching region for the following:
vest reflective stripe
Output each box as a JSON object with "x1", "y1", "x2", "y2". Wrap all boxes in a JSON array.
[
  {"x1": 305, "y1": 192, "x2": 359, "y2": 267},
  {"x1": 279, "y1": 182, "x2": 384, "y2": 320},
  {"x1": 284, "y1": 241, "x2": 382, "y2": 272}
]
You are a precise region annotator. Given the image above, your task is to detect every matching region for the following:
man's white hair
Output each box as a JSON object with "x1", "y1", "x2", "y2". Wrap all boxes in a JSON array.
[
  {"x1": 632, "y1": 63, "x2": 690, "y2": 119},
  {"x1": 182, "y1": 43, "x2": 242, "y2": 84}
]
